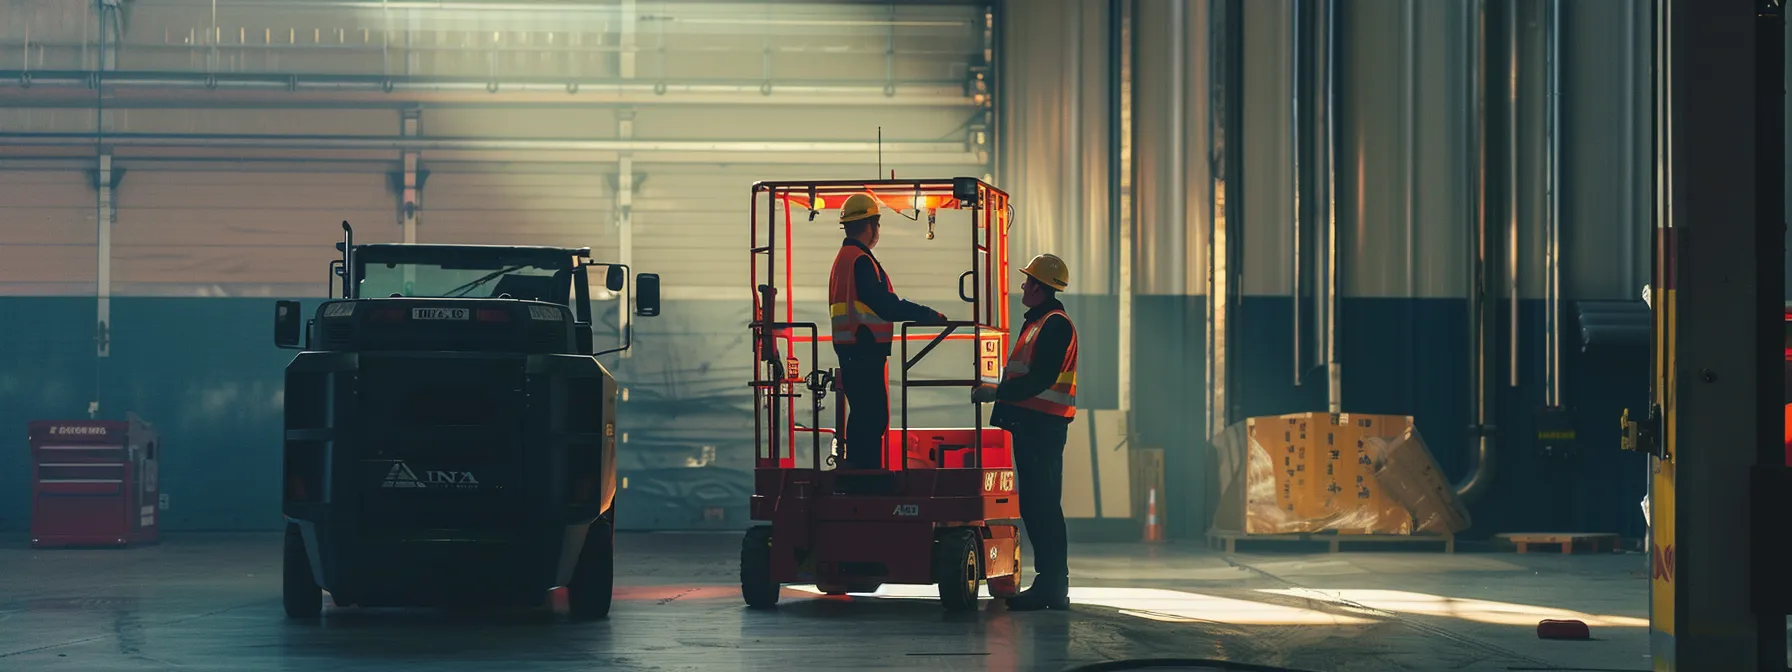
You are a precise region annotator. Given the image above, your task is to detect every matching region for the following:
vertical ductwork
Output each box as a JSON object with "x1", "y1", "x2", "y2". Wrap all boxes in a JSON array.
[
  {"x1": 1402, "y1": 1, "x2": 1417, "y2": 304},
  {"x1": 1289, "y1": 0, "x2": 1304, "y2": 386},
  {"x1": 1457, "y1": 0, "x2": 1495, "y2": 504},
  {"x1": 1401, "y1": 0, "x2": 1418, "y2": 413},
  {"x1": 1622, "y1": 0, "x2": 1641, "y2": 296},
  {"x1": 1545, "y1": 0, "x2": 1562, "y2": 406},
  {"x1": 1506, "y1": 0, "x2": 1521, "y2": 390},
  {"x1": 1319, "y1": 0, "x2": 1339, "y2": 414},
  {"x1": 1111, "y1": 0, "x2": 1130, "y2": 420},
  {"x1": 1132, "y1": 0, "x2": 1189, "y2": 300},
  {"x1": 997, "y1": 0, "x2": 1115, "y2": 297},
  {"x1": 1206, "y1": 0, "x2": 1239, "y2": 435}
]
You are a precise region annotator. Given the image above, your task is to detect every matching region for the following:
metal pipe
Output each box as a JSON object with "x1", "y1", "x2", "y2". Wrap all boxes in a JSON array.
[
  {"x1": 1109, "y1": 0, "x2": 1123, "y2": 295},
  {"x1": 96, "y1": 152, "x2": 112, "y2": 360},
  {"x1": 1291, "y1": 0, "x2": 1303, "y2": 387},
  {"x1": 1546, "y1": 0, "x2": 1562, "y2": 406},
  {"x1": 1068, "y1": 0, "x2": 1085, "y2": 296},
  {"x1": 1622, "y1": 0, "x2": 1640, "y2": 307},
  {"x1": 1206, "y1": 0, "x2": 1224, "y2": 437},
  {"x1": 0, "y1": 132, "x2": 967, "y2": 154},
  {"x1": 0, "y1": 71, "x2": 969, "y2": 101},
  {"x1": 1117, "y1": 0, "x2": 1134, "y2": 425},
  {"x1": 1506, "y1": 0, "x2": 1520, "y2": 389},
  {"x1": 1322, "y1": 0, "x2": 1340, "y2": 414},
  {"x1": 1457, "y1": 0, "x2": 1495, "y2": 505},
  {"x1": 112, "y1": 0, "x2": 979, "y2": 18},
  {"x1": 1403, "y1": 0, "x2": 1416, "y2": 302},
  {"x1": 1402, "y1": 0, "x2": 1418, "y2": 411},
  {"x1": 1169, "y1": 0, "x2": 1188, "y2": 299}
]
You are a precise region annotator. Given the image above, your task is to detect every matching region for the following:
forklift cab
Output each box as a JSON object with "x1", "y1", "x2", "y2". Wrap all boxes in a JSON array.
[{"x1": 275, "y1": 229, "x2": 660, "y2": 357}]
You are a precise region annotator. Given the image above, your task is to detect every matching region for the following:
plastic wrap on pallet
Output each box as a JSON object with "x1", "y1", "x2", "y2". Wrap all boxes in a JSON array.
[
  {"x1": 1361, "y1": 426, "x2": 1473, "y2": 535},
  {"x1": 1209, "y1": 413, "x2": 1418, "y2": 536}
]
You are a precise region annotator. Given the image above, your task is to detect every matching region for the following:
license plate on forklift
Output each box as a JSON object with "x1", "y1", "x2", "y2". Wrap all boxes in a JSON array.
[{"x1": 412, "y1": 308, "x2": 469, "y2": 321}]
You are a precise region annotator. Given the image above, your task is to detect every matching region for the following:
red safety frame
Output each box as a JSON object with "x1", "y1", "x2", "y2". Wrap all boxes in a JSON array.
[
  {"x1": 745, "y1": 177, "x2": 1023, "y2": 593},
  {"x1": 28, "y1": 414, "x2": 160, "y2": 548},
  {"x1": 748, "y1": 178, "x2": 1011, "y2": 471}
]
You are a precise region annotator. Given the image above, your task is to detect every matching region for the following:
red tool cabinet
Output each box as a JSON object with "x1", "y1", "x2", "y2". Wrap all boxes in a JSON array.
[{"x1": 29, "y1": 413, "x2": 160, "y2": 548}]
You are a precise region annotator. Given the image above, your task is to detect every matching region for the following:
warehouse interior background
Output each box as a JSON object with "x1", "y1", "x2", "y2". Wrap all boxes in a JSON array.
[{"x1": 0, "y1": 0, "x2": 1687, "y2": 548}]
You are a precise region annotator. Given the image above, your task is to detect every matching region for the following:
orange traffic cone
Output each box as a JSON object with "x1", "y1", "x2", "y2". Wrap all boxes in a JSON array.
[{"x1": 1142, "y1": 486, "x2": 1164, "y2": 543}]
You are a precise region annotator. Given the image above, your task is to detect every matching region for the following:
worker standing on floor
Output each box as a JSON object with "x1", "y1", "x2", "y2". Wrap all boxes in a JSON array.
[
  {"x1": 972, "y1": 253, "x2": 1078, "y2": 611},
  {"x1": 829, "y1": 193, "x2": 950, "y2": 470}
]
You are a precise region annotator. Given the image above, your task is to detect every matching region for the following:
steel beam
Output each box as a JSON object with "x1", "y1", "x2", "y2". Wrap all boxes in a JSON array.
[
  {"x1": 0, "y1": 72, "x2": 974, "y2": 109},
  {"x1": 0, "y1": 132, "x2": 968, "y2": 155},
  {"x1": 93, "y1": 152, "x2": 114, "y2": 359},
  {"x1": 1650, "y1": 0, "x2": 1786, "y2": 669},
  {"x1": 616, "y1": 108, "x2": 636, "y2": 357},
  {"x1": 399, "y1": 107, "x2": 421, "y2": 247}
]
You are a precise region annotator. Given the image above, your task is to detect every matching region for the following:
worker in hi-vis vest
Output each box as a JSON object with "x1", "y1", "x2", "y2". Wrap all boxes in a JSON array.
[
  {"x1": 973, "y1": 253, "x2": 1078, "y2": 611},
  {"x1": 828, "y1": 193, "x2": 950, "y2": 470}
]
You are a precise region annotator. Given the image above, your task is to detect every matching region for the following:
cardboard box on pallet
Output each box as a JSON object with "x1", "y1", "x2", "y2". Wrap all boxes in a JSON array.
[
  {"x1": 1362, "y1": 426, "x2": 1473, "y2": 535},
  {"x1": 1209, "y1": 412, "x2": 1468, "y2": 536}
]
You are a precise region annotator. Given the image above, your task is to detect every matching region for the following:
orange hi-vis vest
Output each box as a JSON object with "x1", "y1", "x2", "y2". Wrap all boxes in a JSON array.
[
  {"x1": 997, "y1": 309, "x2": 1079, "y2": 419},
  {"x1": 828, "y1": 244, "x2": 895, "y2": 345}
]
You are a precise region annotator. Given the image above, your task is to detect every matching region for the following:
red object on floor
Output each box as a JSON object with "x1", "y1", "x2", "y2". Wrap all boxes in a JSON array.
[
  {"x1": 28, "y1": 413, "x2": 161, "y2": 548},
  {"x1": 1536, "y1": 619, "x2": 1591, "y2": 640}
]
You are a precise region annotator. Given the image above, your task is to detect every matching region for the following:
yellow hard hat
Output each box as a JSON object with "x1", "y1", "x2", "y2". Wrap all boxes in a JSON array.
[
  {"x1": 839, "y1": 193, "x2": 880, "y2": 224},
  {"x1": 1020, "y1": 253, "x2": 1069, "y2": 291}
]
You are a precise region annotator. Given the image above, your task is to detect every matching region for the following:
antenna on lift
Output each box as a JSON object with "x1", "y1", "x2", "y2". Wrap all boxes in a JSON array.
[{"x1": 877, "y1": 126, "x2": 883, "y2": 178}]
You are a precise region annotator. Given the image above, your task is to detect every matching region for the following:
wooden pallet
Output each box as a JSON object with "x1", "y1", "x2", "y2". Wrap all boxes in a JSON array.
[
  {"x1": 1206, "y1": 530, "x2": 1456, "y2": 554},
  {"x1": 1496, "y1": 532, "x2": 1619, "y2": 555}
]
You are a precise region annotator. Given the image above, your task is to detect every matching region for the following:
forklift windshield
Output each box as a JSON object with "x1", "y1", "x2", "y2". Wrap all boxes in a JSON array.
[
  {"x1": 360, "y1": 262, "x2": 570, "y2": 302},
  {"x1": 349, "y1": 244, "x2": 584, "y2": 305}
]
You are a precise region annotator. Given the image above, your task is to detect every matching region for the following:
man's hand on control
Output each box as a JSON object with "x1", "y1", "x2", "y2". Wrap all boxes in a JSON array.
[{"x1": 971, "y1": 386, "x2": 998, "y2": 403}]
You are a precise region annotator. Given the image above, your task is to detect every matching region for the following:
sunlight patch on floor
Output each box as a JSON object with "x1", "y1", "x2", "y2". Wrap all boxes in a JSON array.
[
  {"x1": 1257, "y1": 588, "x2": 1650, "y2": 628},
  {"x1": 786, "y1": 584, "x2": 1374, "y2": 626}
]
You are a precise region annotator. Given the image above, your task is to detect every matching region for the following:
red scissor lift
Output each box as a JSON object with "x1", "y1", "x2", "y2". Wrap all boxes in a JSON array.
[{"x1": 741, "y1": 177, "x2": 1023, "y2": 611}]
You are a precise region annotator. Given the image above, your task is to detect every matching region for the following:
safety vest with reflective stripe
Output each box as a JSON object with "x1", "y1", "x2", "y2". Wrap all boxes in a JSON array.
[
  {"x1": 997, "y1": 309, "x2": 1078, "y2": 419},
  {"x1": 828, "y1": 244, "x2": 895, "y2": 345}
]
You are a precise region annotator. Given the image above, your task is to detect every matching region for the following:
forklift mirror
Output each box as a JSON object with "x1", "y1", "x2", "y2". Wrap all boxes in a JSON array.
[
  {"x1": 274, "y1": 301, "x2": 304, "y2": 349},
  {"x1": 605, "y1": 265, "x2": 626, "y2": 292},
  {"x1": 635, "y1": 274, "x2": 662, "y2": 317}
]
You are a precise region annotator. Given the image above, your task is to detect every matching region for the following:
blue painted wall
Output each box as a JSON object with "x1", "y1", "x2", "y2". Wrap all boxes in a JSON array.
[
  {"x1": 0, "y1": 294, "x2": 1648, "y2": 541},
  {"x1": 1125, "y1": 295, "x2": 1650, "y2": 542}
]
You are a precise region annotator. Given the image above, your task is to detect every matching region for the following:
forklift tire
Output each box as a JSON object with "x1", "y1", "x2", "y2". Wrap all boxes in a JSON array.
[
  {"x1": 935, "y1": 529, "x2": 981, "y2": 612},
  {"x1": 741, "y1": 525, "x2": 780, "y2": 608},
  {"x1": 566, "y1": 517, "x2": 615, "y2": 620},
  {"x1": 283, "y1": 525, "x2": 323, "y2": 619}
]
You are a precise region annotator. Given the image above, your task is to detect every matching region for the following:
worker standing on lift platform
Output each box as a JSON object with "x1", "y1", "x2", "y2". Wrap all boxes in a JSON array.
[
  {"x1": 973, "y1": 253, "x2": 1078, "y2": 611},
  {"x1": 829, "y1": 193, "x2": 951, "y2": 470}
]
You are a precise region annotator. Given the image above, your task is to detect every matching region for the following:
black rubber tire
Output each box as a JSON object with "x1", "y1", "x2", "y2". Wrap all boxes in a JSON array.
[
  {"x1": 566, "y1": 517, "x2": 615, "y2": 620},
  {"x1": 283, "y1": 525, "x2": 323, "y2": 619},
  {"x1": 740, "y1": 526, "x2": 780, "y2": 608},
  {"x1": 935, "y1": 529, "x2": 981, "y2": 612}
]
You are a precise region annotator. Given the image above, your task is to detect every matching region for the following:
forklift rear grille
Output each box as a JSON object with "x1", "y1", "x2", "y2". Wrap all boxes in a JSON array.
[{"x1": 320, "y1": 323, "x2": 354, "y2": 349}]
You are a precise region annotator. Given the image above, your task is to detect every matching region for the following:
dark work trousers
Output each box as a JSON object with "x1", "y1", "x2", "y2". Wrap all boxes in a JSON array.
[
  {"x1": 838, "y1": 356, "x2": 889, "y2": 470},
  {"x1": 1010, "y1": 419, "x2": 1071, "y2": 585}
]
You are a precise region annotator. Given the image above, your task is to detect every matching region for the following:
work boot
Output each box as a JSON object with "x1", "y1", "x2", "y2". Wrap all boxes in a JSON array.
[{"x1": 1004, "y1": 577, "x2": 1069, "y2": 611}]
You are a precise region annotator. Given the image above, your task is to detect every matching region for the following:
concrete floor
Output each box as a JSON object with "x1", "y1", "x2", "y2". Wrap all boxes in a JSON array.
[{"x1": 0, "y1": 532, "x2": 1655, "y2": 672}]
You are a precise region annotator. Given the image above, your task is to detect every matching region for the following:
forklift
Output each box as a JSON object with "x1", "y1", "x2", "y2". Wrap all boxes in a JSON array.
[
  {"x1": 740, "y1": 178, "x2": 1024, "y2": 611},
  {"x1": 273, "y1": 222, "x2": 660, "y2": 620}
]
